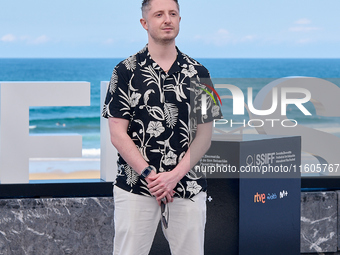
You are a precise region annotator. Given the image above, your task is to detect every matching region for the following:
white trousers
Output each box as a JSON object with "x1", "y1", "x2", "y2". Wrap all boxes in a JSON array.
[{"x1": 113, "y1": 186, "x2": 207, "y2": 255}]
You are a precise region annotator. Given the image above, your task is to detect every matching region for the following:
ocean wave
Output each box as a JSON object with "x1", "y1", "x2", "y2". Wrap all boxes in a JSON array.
[
  {"x1": 308, "y1": 125, "x2": 340, "y2": 135},
  {"x1": 214, "y1": 123, "x2": 340, "y2": 138},
  {"x1": 82, "y1": 148, "x2": 101, "y2": 157},
  {"x1": 30, "y1": 116, "x2": 100, "y2": 123},
  {"x1": 30, "y1": 148, "x2": 101, "y2": 160}
]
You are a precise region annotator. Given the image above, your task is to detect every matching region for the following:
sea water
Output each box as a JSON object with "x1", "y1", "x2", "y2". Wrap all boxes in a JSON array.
[{"x1": 1, "y1": 58, "x2": 339, "y2": 175}]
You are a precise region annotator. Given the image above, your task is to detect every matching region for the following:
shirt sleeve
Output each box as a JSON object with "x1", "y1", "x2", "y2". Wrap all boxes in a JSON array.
[
  {"x1": 102, "y1": 63, "x2": 133, "y2": 120},
  {"x1": 194, "y1": 69, "x2": 223, "y2": 124}
]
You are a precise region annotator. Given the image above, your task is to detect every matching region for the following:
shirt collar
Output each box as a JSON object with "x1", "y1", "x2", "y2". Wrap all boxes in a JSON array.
[{"x1": 139, "y1": 44, "x2": 187, "y2": 75}]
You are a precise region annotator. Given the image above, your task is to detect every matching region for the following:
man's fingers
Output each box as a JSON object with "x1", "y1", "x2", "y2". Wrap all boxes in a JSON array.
[
  {"x1": 148, "y1": 180, "x2": 170, "y2": 194},
  {"x1": 147, "y1": 178, "x2": 159, "y2": 189},
  {"x1": 148, "y1": 182, "x2": 165, "y2": 193},
  {"x1": 151, "y1": 189, "x2": 164, "y2": 198},
  {"x1": 166, "y1": 193, "x2": 173, "y2": 203},
  {"x1": 155, "y1": 191, "x2": 174, "y2": 204}
]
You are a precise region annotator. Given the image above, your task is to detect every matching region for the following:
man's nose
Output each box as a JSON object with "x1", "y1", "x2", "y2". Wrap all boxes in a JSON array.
[{"x1": 164, "y1": 14, "x2": 172, "y2": 24}]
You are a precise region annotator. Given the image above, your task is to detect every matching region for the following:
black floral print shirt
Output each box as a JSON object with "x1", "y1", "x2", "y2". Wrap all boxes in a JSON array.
[{"x1": 102, "y1": 45, "x2": 222, "y2": 199}]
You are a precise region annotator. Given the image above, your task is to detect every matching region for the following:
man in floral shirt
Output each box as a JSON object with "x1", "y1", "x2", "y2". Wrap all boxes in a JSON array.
[{"x1": 102, "y1": 0, "x2": 222, "y2": 254}]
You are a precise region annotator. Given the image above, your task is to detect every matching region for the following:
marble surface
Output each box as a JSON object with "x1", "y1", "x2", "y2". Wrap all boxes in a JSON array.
[
  {"x1": 301, "y1": 192, "x2": 338, "y2": 253},
  {"x1": 1, "y1": 191, "x2": 340, "y2": 254},
  {"x1": 0, "y1": 197, "x2": 114, "y2": 254},
  {"x1": 302, "y1": 253, "x2": 340, "y2": 255}
]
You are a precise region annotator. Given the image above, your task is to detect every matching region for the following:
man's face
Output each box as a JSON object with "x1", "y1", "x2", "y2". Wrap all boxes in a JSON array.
[{"x1": 141, "y1": 0, "x2": 181, "y2": 44}]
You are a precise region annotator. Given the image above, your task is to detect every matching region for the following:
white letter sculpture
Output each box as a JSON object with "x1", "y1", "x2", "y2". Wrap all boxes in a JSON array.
[
  {"x1": 0, "y1": 82, "x2": 90, "y2": 183},
  {"x1": 100, "y1": 81, "x2": 118, "y2": 182}
]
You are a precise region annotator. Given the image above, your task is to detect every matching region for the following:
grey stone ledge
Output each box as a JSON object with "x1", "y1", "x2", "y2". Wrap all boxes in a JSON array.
[
  {"x1": 0, "y1": 197, "x2": 114, "y2": 255},
  {"x1": 301, "y1": 192, "x2": 338, "y2": 253}
]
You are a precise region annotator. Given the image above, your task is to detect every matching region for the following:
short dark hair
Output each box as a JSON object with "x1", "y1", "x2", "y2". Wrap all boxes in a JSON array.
[{"x1": 141, "y1": 0, "x2": 180, "y2": 16}]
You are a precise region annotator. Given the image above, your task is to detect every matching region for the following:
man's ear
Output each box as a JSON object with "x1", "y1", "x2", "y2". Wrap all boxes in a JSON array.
[{"x1": 140, "y1": 18, "x2": 148, "y2": 31}]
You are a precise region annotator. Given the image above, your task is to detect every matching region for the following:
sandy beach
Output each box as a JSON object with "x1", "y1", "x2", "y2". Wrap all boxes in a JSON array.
[
  {"x1": 29, "y1": 170, "x2": 100, "y2": 180},
  {"x1": 29, "y1": 157, "x2": 101, "y2": 180}
]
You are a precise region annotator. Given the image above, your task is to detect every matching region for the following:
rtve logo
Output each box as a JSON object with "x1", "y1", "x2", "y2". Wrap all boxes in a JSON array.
[{"x1": 254, "y1": 192, "x2": 266, "y2": 204}]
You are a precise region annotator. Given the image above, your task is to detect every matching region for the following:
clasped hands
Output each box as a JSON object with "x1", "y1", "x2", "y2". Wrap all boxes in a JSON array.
[{"x1": 145, "y1": 170, "x2": 179, "y2": 205}]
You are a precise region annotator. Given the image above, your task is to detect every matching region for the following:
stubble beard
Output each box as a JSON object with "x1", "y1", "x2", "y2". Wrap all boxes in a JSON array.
[{"x1": 151, "y1": 29, "x2": 179, "y2": 46}]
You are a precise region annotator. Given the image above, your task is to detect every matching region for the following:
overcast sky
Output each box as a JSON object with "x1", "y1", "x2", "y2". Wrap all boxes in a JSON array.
[{"x1": 1, "y1": 0, "x2": 340, "y2": 58}]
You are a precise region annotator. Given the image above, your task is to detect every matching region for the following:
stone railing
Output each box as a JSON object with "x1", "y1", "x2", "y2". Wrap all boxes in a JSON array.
[
  {"x1": 301, "y1": 191, "x2": 340, "y2": 254},
  {"x1": 0, "y1": 182, "x2": 339, "y2": 254}
]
